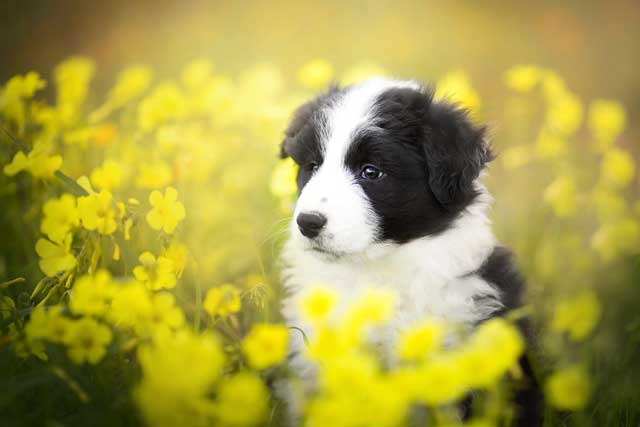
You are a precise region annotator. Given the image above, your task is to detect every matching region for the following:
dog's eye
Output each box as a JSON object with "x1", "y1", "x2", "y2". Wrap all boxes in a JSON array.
[
  {"x1": 360, "y1": 165, "x2": 384, "y2": 180},
  {"x1": 307, "y1": 162, "x2": 319, "y2": 173}
]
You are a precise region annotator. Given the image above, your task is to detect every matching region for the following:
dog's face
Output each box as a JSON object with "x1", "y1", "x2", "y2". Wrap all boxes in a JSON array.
[{"x1": 281, "y1": 78, "x2": 492, "y2": 257}]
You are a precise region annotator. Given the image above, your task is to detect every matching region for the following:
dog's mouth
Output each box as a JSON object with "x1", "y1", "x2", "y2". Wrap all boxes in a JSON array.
[{"x1": 305, "y1": 242, "x2": 344, "y2": 260}]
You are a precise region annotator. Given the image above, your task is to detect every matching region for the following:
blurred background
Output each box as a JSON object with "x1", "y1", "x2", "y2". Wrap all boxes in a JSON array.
[
  {"x1": 1, "y1": 1, "x2": 639, "y2": 425},
  {"x1": 1, "y1": 0, "x2": 639, "y2": 102}
]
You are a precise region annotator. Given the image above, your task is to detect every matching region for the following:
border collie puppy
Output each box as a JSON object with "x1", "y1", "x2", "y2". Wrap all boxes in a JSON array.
[{"x1": 279, "y1": 77, "x2": 541, "y2": 426}]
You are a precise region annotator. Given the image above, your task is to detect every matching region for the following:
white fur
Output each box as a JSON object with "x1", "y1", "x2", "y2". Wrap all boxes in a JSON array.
[{"x1": 283, "y1": 190, "x2": 500, "y2": 359}]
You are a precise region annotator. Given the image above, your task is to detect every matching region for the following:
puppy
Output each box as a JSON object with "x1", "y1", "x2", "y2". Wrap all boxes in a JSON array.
[{"x1": 279, "y1": 78, "x2": 542, "y2": 426}]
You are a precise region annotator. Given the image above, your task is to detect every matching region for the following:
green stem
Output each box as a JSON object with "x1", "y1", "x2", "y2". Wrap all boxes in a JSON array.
[
  {"x1": 51, "y1": 366, "x2": 90, "y2": 403},
  {"x1": 288, "y1": 326, "x2": 310, "y2": 346},
  {"x1": 0, "y1": 124, "x2": 28, "y2": 151},
  {"x1": 54, "y1": 171, "x2": 89, "y2": 196},
  {"x1": 0, "y1": 277, "x2": 26, "y2": 289}
]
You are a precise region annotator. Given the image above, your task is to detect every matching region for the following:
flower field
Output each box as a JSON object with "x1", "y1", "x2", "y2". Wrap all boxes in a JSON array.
[{"x1": 0, "y1": 57, "x2": 638, "y2": 427}]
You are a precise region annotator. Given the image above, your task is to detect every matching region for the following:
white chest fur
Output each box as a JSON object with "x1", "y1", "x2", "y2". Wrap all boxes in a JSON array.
[{"x1": 280, "y1": 196, "x2": 503, "y2": 357}]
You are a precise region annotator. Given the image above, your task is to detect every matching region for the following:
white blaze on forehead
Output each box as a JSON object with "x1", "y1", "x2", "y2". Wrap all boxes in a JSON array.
[{"x1": 321, "y1": 77, "x2": 422, "y2": 165}]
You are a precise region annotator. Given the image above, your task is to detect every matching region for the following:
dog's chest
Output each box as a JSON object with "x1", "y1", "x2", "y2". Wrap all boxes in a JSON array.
[{"x1": 281, "y1": 244, "x2": 501, "y2": 352}]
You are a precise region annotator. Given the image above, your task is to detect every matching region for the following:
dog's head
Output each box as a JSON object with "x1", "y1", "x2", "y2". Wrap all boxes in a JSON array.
[{"x1": 280, "y1": 78, "x2": 492, "y2": 257}]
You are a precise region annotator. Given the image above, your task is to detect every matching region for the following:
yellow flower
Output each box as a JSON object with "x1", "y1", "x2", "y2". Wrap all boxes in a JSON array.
[
  {"x1": 588, "y1": 99, "x2": 626, "y2": 146},
  {"x1": 64, "y1": 317, "x2": 112, "y2": 365},
  {"x1": 308, "y1": 358, "x2": 408, "y2": 427},
  {"x1": 90, "y1": 160, "x2": 126, "y2": 191},
  {"x1": 551, "y1": 290, "x2": 601, "y2": 341},
  {"x1": 535, "y1": 129, "x2": 567, "y2": 159},
  {"x1": 300, "y1": 286, "x2": 337, "y2": 322},
  {"x1": 35, "y1": 234, "x2": 76, "y2": 277},
  {"x1": 270, "y1": 157, "x2": 298, "y2": 200},
  {"x1": 504, "y1": 65, "x2": 542, "y2": 93},
  {"x1": 214, "y1": 372, "x2": 269, "y2": 426},
  {"x1": 414, "y1": 356, "x2": 468, "y2": 405},
  {"x1": 90, "y1": 65, "x2": 153, "y2": 122},
  {"x1": 109, "y1": 281, "x2": 153, "y2": 333},
  {"x1": 436, "y1": 70, "x2": 481, "y2": 114},
  {"x1": 55, "y1": 57, "x2": 95, "y2": 126},
  {"x1": 3, "y1": 147, "x2": 62, "y2": 179},
  {"x1": 345, "y1": 288, "x2": 396, "y2": 327},
  {"x1": 3, "y1": 71, "x2": 46, "y2": 98},
  {"x1": 146, "y1": 187, "x2": 186, "y2": 234},
  {"x1": 242, "y1": 323, "x2": 289, "y2": 369},
  {"x1": 540, "y1": 70, "x2": 568, "y2": 101},
  {"x1": 70, "y1": 270, "x2": 114, "y2": 317},
  {"x1": 297, "y1": 59, "x2": 334, "y2": 90},
  {"x1": 110, "y1": 65, "x2": 153, "y2": 105},
  {"x1": 77, "y1": 190, "x2": 118, "y2": 235},
  {"x1": 63, "y1": 124, "x2": 117, "y2": 146},
  {"x1": 397, "y1": 320, "x2": 444, "y2": 361},
  {"x1": 137, "y1": 82, "x2": 186, "y2": 131},
  {"x1": 591, "y1": 218, "x2": 640, "y2": 261},
  {"x1": 142, "y1": 329, "x2": 225, "y2": 393},
  {"x1": 135, "y1": 161, "x2": 172, "y2": 189},
  {"x1": 135, "y1": 329, "x2": 225, "y2": 427},
  {"x1": 133, "y1": 251, "x2": 177, "y2": 290},
  {"x1": 204, "y1": 284, "x2": 241, "y2": 318},
  {"x1": 181, "y1": 59, "x2": 214, "y2": 90},
  {"x1": 543, "y1": 175, "x2": 577, "y2": 218},
  {"x1": 546, "y1": 365, "x2": 591, "y2": 411},
  {"x1": 592, "y1": 189, "x2": 627, "y2": 222},
  {"x1": 306, "y1": 325, "x2": 356, "y2": 361},
  {"x1": 459, "y1": 318, "x2": 524, "y2": 388},
  {"x1": 321, "y1": 351, "x2": 378, "y2": 392},
  {"x1": 600, "y1": 148, "x2": 635, "y2": 188},
  {"x1": 162, "y1": 242, "x2": 189, "y2": 278},
  {"x1": 104, "y1": 286, "x2": 180, "y2": 337},
  {"x1": 0, "y1": 71, "x2": 46, "y2": 130},
  {"x1": 40, "y1": 194, "x2": 79, "y2": 243},
  {"x1": 545, "y1": 92, "x2": 583, "y2": 136},
  {"x1": 25, "y1": 305, "x2": 72, "y2": 344},
  {"x1": 149, "y1": 292, "x2": 185, "y2": 332}
]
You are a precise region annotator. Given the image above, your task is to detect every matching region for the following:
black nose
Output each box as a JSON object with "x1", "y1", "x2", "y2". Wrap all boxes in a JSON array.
[{"x1": 296, "y1": 212, "x2": 327, "y2": 238}]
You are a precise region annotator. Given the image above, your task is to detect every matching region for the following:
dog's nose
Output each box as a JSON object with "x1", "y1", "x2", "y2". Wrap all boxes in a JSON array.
[{"x1": 296, "y1": 212, "x2": 327, "y2": 238}]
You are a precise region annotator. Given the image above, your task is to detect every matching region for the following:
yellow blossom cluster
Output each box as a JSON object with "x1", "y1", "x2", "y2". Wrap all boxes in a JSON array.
[
  {"x1": 295, "y1": 287, "x2": 528, "y2": 426},
  {"x1": 0, "y1": 57, "x2": 628, "y2": 426},
  {"x1": 502, "y1": 65, "x2": 638, "y2": 263}
]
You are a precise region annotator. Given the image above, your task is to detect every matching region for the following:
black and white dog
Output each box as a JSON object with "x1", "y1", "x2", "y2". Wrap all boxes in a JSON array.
[{"x1": 279, "y1": 78, "x2": 541, "y2": 425}]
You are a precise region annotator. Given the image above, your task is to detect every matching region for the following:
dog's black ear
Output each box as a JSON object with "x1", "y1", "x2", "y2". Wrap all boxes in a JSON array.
[
  {"x1": 280, "y1": 84, "x2": 342, "y2": 159},
  {"x1": 280, "y1": 100, "x2": 316, "y2": 159},
  {"x1": 422, "y1": 96, "x2": 493, "y2": 211}
]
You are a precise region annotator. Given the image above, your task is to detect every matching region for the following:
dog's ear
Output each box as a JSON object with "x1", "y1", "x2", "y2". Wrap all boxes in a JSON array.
[
  {"x1": 280, "y1": 84, "x2": 342, "y2": 159},
  {"x1": 280, "y1": 99, "x2": 317, "y2": 159},
  {"x1": 422, "y1": 96, "x2": 493, "y2": 211}
]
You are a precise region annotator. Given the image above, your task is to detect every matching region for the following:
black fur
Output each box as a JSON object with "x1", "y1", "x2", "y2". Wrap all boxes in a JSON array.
[
  {"x1": 345, "y1": 86, "x2": 492, "y2": 242},
  {"x1": 477, "y1": 247, "x2": 543, "y2": 427},
  {"x1": 280, "y1": 85, "x2": 344, "y2": 193}
]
